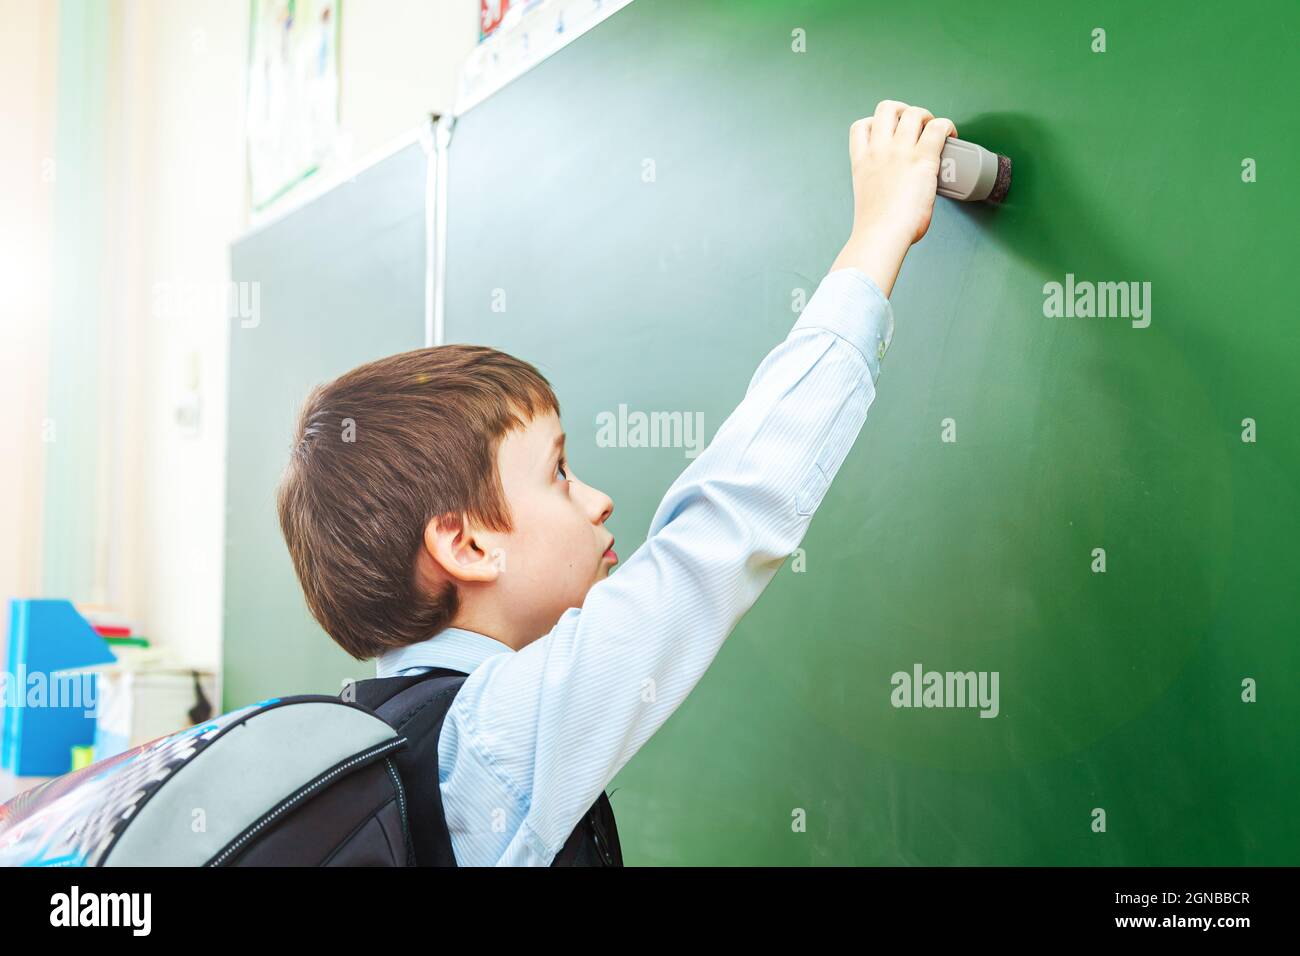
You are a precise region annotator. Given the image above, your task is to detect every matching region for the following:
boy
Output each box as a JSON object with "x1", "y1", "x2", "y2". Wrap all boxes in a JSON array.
[{"x1": 277, "y1": 100, "x2": 957, "y2": 865}]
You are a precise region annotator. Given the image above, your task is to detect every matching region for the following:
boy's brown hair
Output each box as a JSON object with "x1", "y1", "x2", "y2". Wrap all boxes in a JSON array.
[{"x1": 277, "y1": 344, "x2": 560, "y2": 660}]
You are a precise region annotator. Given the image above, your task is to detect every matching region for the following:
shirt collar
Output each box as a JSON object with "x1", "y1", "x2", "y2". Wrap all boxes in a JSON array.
[{"x1": 375, "y1": 626, "x2": 515, "y2": 678}]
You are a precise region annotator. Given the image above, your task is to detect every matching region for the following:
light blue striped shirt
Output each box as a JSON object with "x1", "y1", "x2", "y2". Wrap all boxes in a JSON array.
[{"x1": 376, "y1": 266, "x2": 894, "y2": 865}]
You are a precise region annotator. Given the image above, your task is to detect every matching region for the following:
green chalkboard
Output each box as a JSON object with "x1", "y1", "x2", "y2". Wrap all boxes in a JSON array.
[
  {"x1": 442, "y1": 0, "x2": 1299, "y2": 864},
  {"x1": 225, "y1": 138, "x2": 430, "y2": 708}
]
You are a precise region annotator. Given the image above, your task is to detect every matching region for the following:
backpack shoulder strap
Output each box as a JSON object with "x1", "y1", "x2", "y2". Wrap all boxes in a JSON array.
[
  {"x1": 343, "y1": 668, "x2": 624, "y2": 866},
  {"x1": 347, "y1": 668, "x2": 467, "y2": 715},
  {"x1": 344, "y1": 668, "x2": 469, "y2": 866}
]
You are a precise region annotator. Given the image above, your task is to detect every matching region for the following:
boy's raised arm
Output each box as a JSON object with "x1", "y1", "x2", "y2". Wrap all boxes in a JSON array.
[{"x1": 440, "y1": 101, "x2": 957, "y2": 865}]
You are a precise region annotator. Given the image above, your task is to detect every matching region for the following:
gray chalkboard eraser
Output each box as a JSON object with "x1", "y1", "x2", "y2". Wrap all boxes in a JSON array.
[{"x1": 937, "y1": 137, "x2": 1012, "y2": 204}]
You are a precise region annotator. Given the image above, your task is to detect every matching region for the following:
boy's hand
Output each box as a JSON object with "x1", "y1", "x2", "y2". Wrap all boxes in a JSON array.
[{"x1": 831, "y1": 100, "x2": 957, "y2": 297}]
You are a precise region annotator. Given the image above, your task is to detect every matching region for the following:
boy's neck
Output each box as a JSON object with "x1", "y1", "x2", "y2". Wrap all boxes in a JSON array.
[{"x1": 448, "y1": 612, "x2": 534, "y2": 653}]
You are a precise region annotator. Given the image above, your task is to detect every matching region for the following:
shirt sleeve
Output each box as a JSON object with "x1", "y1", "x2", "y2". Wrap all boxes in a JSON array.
[{"x1": 438, "y1": 267, "x2": 895, "y2": 865}]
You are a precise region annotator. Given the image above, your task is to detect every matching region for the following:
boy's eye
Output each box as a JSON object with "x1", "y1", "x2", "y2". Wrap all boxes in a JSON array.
[{"x1": 556, "y1": 458, "x2": 569, "y2": 482}]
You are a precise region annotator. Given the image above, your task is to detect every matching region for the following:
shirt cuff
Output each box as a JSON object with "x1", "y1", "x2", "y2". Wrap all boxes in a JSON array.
[{"x1": 791, "y1": 267, "x2": 895, "y2": 383}]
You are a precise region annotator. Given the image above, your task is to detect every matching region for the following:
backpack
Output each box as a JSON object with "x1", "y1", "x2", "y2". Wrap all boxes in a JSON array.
[{"x1": 0, "y1": 668, "x2": 622, "y2": 867}]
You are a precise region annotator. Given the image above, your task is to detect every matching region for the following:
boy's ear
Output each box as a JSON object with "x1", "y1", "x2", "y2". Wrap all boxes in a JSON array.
[{"x1": 422, "y1": 512, "x2": 504, "y2": 583}]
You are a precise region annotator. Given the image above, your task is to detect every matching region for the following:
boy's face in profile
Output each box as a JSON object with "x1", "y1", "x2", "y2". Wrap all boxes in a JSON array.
[{"x1": 423, "y1": 410, "x2": 617, "y2": 646}]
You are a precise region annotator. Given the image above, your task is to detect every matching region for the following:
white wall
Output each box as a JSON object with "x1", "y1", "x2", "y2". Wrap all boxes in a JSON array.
[
  {"x1": 0, "y1": 0, "x2": 58, "y2": 608},
  {"x1": 339, "y1": 0, "x2": 478, "y2": 159},
  {"x1": 108, "y1": 0, "x2": 251, "y2": 670}
]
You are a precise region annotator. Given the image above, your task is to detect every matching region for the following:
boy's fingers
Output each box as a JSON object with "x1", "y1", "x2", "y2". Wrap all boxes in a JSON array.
[
  {"x1": 871, "y1": 99, "x2": 908, "y2": 141},
  {"x1": 896, "y1": 105, "x2": 934, "y2": 145},
  {"x1": 917, "y1": 117, "x2": 958, "y2": 157},
  {"x1": 849, "y1": 116, "x2": 872, "y2": 158}
]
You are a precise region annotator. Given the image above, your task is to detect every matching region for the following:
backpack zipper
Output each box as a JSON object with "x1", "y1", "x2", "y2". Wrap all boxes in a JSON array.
[{"x1": 207, "y1": 737, "x2": 407, "y2": 866}]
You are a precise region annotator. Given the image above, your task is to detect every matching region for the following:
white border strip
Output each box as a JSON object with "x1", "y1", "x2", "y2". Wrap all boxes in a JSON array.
[
  {"x1": 421, "y1": 121, "x2": 437, "y2": 348},
  {"x1": 239, "y1": 120, "x2": 435, "y2": 240},
  {"x1": 455, "y1": 0, "x2": 635, "y2": 115},
  {"x1": 429, "y1": 115, "x2": 455, "y2": 346}
]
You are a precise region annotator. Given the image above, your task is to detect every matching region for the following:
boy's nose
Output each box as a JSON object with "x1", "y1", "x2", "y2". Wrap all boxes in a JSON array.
[
  {"x1": 592, "y1": 488, "x2": 614, "y2": 525},
  {"x1": 575, "y1": 477, "x2": 614, "y2": 524}
]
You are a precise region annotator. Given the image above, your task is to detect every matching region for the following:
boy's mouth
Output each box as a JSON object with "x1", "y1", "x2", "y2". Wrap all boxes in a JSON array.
[{"x1": 602, "y1": 537, "x2": 618, "y2": 564}]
